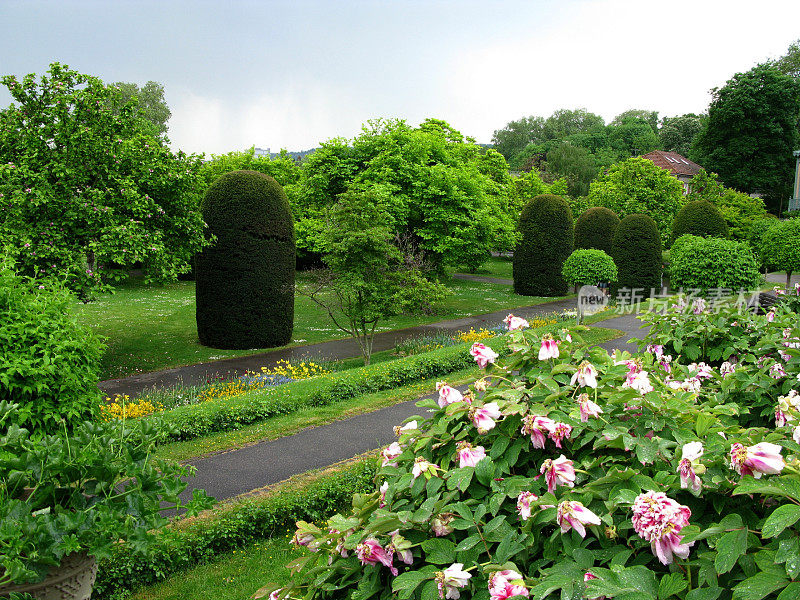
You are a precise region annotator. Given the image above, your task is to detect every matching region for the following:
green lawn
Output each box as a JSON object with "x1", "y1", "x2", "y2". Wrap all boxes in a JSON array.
[
  {"x1": 453, "y1": 255, "x2": 513, "y2": 279},
  {"x1": 74, "y1": 273, "x2": 564, "y2": 380}
]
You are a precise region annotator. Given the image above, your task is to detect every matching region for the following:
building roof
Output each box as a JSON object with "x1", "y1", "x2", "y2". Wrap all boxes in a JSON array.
[{"x1": 642, "y1": 150, "x2": 702, "y2": 177}]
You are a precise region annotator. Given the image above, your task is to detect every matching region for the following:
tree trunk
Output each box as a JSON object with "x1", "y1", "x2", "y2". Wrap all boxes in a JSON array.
[{"x1": 787, "y1": 271, "x2": 793, "y2": 290}]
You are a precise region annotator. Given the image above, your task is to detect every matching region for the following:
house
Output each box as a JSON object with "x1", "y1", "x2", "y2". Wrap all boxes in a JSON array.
[{"x1": 641, "y1": 150, "x2": 702, "y2": 194}]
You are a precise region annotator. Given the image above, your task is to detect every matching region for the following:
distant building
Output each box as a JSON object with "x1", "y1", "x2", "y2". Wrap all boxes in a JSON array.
[
  {"x1": 254, "y1": 147, "x2": 271, "y2": 158},
  {"x1": 641, "y1": 150, "x2": 702, "y2": 193}
]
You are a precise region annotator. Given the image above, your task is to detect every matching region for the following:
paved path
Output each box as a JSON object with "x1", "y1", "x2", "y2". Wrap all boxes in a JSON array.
[
  {"x1": 100, "y1": 297, "x2": 576, "y2": 399},
  {"x1": 177, "y1": 313, "x2": 647, "y2": 505}
]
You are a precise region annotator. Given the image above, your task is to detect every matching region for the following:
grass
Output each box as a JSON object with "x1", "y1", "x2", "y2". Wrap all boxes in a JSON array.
[
  {"x1": 75, "y1": 272, "x2": 566, "y2": 380},
  {"x1": 453, "y1": 255, "x2": 513, "y2": 279}
]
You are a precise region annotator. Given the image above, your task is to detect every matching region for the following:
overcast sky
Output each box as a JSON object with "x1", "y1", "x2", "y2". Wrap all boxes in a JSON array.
[{"x1": 1, "y1": 0, "x2": 798, "y2": 155}]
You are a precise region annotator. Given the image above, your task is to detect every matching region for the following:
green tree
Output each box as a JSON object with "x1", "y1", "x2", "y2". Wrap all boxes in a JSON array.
[
  {"x1": 691, "y1": 64, "x2": 800, "y2": 213},
  {"x1": 688, "y1": 169, "x2": 768, "y2": 240},
  {"x1": 774, "y1": 38, "x2": 800, "y2": 80},
  {"x1": 300, "y1": 188, "x2": 448, "y2": 365},
  {"x1": 542, "y1": 142, "x2": 598, "y2": 197},
  {"x1": 0, "y1": 63, "x2": 209, "y2": 297},
  {"x1": 542, "y1": 108, "x2": 605, "y2": 141},
  {"x1": 491, "y1": 115, "x2": 545, "y2": 160},
  {"x1": 111, "y1": 80, "x2": 171, "y2": 136},
  {"x1": 761, "y1": 218, "x2": 800, "y2": 288},
  {"x1": 607, "y1": 119, "x2": 659, "y2": 157},
  {"x1": 586, "y1": 157, "x2": 685, "y2": 246},
  {"x1": 659, "y1": 114, "x2": 705, "y2": 157},
  {"x1": 610, "y1": 109, "x2": 659, "y2": 132}
]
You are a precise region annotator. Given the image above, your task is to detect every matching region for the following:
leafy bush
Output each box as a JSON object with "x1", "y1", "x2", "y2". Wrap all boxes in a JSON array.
[
  {"x1": 610, "y1": 214, "x2": 662, "y2": 295},
  {"x1": 574, "y1": 207, "x2": 620, "y2": 254},
  {"x1": 687, "y1": 169, "x2": 768, "y2": 241},
  {"x1": 669, "y1": 234, "x2": 761, "y2": 293},
  {"x1": 761, "y1": 218, "x2": 800, "y2": 288},
  {"x1": 92, "y1": 459, "x2": 376, "y2": 600},
  {"x1": 670, "y1": 200, "x2": 729, "y2": 245},
  {"x1": 513, "y1": 194, "x2": 573, "y2": 296},
  {"x1": 561, "y1": 249, "x2": 617, "y2": 287},
  {"x1": 0, "y1": 257, "x2": 104, "y2": 434},
  {"x1": 196, "y1": 170, "x2": 295, "y2": 349},
  {"x1": 267, "y1": 315, "x2": 800, "y2": 600},
  {"x1": 748, "y1": 217, "x2": 780, "y2": 269}
]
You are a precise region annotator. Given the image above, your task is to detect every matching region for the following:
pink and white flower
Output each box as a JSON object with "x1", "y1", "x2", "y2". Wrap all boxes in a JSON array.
[
  {"x1": 437, "y1": 382, "x2": 465, "y2": 407},
  {"x1": 540, "y1": 455, "x2": 576, "y2": 493},
  {"x1": 503, "y1": 313, "x2": 530, "y2": 331},
  {"x1": 521, "y1": 415, "x2": 555, "y2": 448},
  {"x1": 631, "y1": 491, "x2": 693, "y2": 565},
  {"x1": 577, "y1": 393, "x2": 603, "y2": 422},
  {"x1": 394, "y1": 420, "x2": 418, "y2": 436},
  {"x1": 624, "y1": 370, "x2": 654, "y2": 394},
  {"x1": 379, "y1": 481, "x2": 389, "y2": 507},
  {"x1": 794, "y1": 426, "x2": 800, "y2": 445},
  {"x1": 488, "y1": 570, "x2": 529, "y2": 600},
  {"x1": 538, "y1": 334, "x2": 560, "y2": 360},
  {"x1": 470, "y1": 343, "x2": 499, "y2": 368},
  {"x1": 456, "y1": 441, "x2": 487, "y2": 468},
  {"x1": 431, "y1": 513, "x2": 456, "y2": 537},
  {"x1": 412, "y1": 456, "x2": 439, "y2": 480},
  {"x1": 381, "y1": 442, "x2": 403, "y2": 467},
  {"x1": 677, "y1": 442, "x2": 704, "y2": 494},
  {"x1": 435, "y1": 563, "x2": 472, "y2": 599},
  {"x1": 729, "y1": 442, "x2": 785, "y2": 478},
  {"x1": 647, "y1": 344, "x2": 664, "y2": 359},
  {"x1": 770, "y1": 363, "x2": 787, "y2": 379},
  {"x1": 556, "y1": 501, "x2": 601, "y2": 538},
  {"x1": 692, "y1": 298, "x2": 707, "y2": 315},
  {"x1": 776, "y1": 390, "x2": 800, "y2": 426},
  {"x1": 470, "y1": 402, "x2": 502, "y2": 434},
  {"x1": 549, "y1": 422, "x2": 572, "y2": 448},
  {"x1": 517, "y1": 491, "x2": 538, "y2": 521},
  {"x1": 720, "y1": 361, "x2": 736, "y2": 377},
  {"x1": 767, "y1": 308, "x2": 776, "y2": 322},
  {"x1": 356, "y1": 538, "x2": 397, "y2": 575},
  {"x1": 571, "y1": 361, "x2": 598, "y2": 388},
  {"x1": 688, "y1": 362, "x2": 714, "y2": 380}
]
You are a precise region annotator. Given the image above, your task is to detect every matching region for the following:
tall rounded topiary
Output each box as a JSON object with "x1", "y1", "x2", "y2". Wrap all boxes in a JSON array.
[
  {"x1": 670, "y1": 200, "x2": 728, "y2": 245},
  {"x1": 574, "y1": 207, "x2": 620, "y2": 254},
  {"x1": 196, "y1": 170, "x2": 295, "y2": 349},
  {"x1": 513, "y1": 194, "x2": 574, "y2": 296},
  {"x1": 611, "y1": 214, "x2": 662, "y2": 296}
]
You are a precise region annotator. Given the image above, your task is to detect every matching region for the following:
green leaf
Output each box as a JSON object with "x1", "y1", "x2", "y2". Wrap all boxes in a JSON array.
[
  {"x1": 776, "y1": 537, "x2": 800, "y2": 579},
  {"x1": 715, "y1": 528, "x2": 748, "y2": 574},
  {"x1": 777, "y1": 583, "x2": 800, "y2": 600},
  {"x1": 658, "y1": 573, "x2": 687, "y2": 599},
  {"x1": 421, "y1": 539, "x2": 456, "y2": 565},
  {"x1": 447, "y1": 468, "x2": 473, "y2": 493},
  {"x1": 421, "y1": 579, "x2": 439, "y2": 600},
  {"x1": 762, "y1": 504, "x2": 800, "y2": 538},
  {"x1": 695, "y1": 412, "x2": 714, "y2": 436},
  {"x1": 455, "y1": 535, "x2": 481, "y2": 552},
  {"x1": 732, "y1": 572, "x2": 789, "y2": 600},
  {"x1": 392, "y1": 570, "x2": 429, "y2": 594},
  {"x1": 475, "y1": 457, "x2": 496, "y2": 487},
  {"x1": 685, "y1": 589, "x2": 723, "y2": 600}
]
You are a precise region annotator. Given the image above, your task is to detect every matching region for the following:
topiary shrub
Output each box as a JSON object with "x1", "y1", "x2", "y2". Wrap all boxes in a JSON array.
[
  {"x1": 670, "y1": 200, "x2": 729, "y2": 245},
  {"x1": 574, "y1": 207, "x2": 620, "y2": 254},
  {"x1": 513, "y1": 194, "x2": 573, "y2": 296},
  {"x1": 669, "y1": 234, "x2": 761, "y2": 293},
  {"x1": 761, "y1": 218, "x2": 800, "y2": 289},
  {"x1": 561, "y1": 249, "x2": 617, "y2": 288},
  {"x1": 748, "y1": 217, "x2": 779, "y2": 271},
  {"x1": 196, "y1": 170, "x2": 295, "y2": 349},
  {"x1": 610, "y1": 214, "x2": 662, "y2": 296},
  {"x1": 0, "y1": 256, "x2": 103, "y2": 434}
]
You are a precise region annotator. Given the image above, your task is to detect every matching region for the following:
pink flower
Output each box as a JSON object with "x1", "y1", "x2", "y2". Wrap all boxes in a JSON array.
[
  {"x1": 584, "y1": 572, "x2": 598, "y2": 582},
  {"x1": 488, "y1": 570, "x2": 529, "y2": 600},
  {"x1": 577, "y1": 393, "x2": 603, "y2": 422},
  {"x1": 729, "y1": 442, "x2": 785, "y2": 478},
  {"x1": 549, "y1": 422, "x2": 572, "y2": 449},
  {"x1": 540, "y1": 455, "x2": 575, "y2": 493},
  {"x1": 688, "y1": 362, "x2": 713, "y2": 380},
  {"x1": 503, "y1": 313, "x2": 530, "y2": 331},
  {"x1": 646, "y1": 344, "x2": 664, "y2": 359},
  {"x1": 412, "y1": 457, "x2": 439, "y2": 480},
  {"x1": 692, "y1": 298, "x2": 706, "y2": 314},
  {"x1": 794, "y1": 426, "x2": 800, "y2": 445},
  {"x1": 379, "y1": 481, "x2": 389, "y2": 507},
  {"x1": 436, "y1": 563, "x2": 472, "y2": 599},
  {"x1": 770, "y1": 363, "x2": 787, "y2": 379},
  {"x1": 521, "y1": 415, "x2": 555, "y2": 448},
  {"x1": 457, "y1": 441, "x2": 487, "y2": 468},
  {"x1": 677, "y1": 442, "x2": 704, "y2": 494},
  {"x1": 437, "y1": 382, "x2": 465, "y2": 408},
  {"x1": 767, "y1": 308, "x2": 776, "y2": 322},
  {"x1": 381, "y1": 442, "x2": 403, "y2": 467},
  {"x1": 356, "y1": 538, "x2": 397, "y2": 575},
  {"x1": 624, "y1": 370, "x2": 653, "y2": 394},
  {"x1": 571, "y1": 361, "x2": 598, "y2": 388},
  {"x1": 538, "y1": 334, "x2": 560, "y2": 360},
  {"x1": 431, "y1": 513, "x2": 455, "y2": 537},
  {"x1": 517, "y1": 491, "x2": 538, "y2": 520},
  {"x1": 720, "y1": 361, "x2": 736, "y2": 377},
  {"x1": 557, "y1": 501, "x2": 601, "y2": 538},
  {"x1": 470, "y1": 343, "x2": 499, "y2": 368},
  {"x1": 394, "y1": 420, "x2": 418, "y2": 436},
  {"x1": 631, "y1": 491, "x2": 693, "y2": 565},
  {"x1": 470, "y1": 402, "x2": 502, "y2": 434}
]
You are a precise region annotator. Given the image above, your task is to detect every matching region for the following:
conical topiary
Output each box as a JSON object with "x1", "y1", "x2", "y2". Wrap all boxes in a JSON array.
[
  {"x1": 513, "y1": 194, "x2": 574, "y2": 296},
  {"x1": 574, "y1": 207, "x2": 620, "y2": 255},
  {"x1": 611, "y1": 214, "x2": 662, "y2": 297},
  {"x1": 196, "y1": 170, "x2": 295, "y2": 349},
  {"x1": 670, "y1": 200, "x2": 728, "y2": 245}
]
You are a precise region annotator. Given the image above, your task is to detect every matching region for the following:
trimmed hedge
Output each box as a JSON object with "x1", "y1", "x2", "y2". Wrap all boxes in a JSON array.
[
  {"x1": 513, "y1": 194, "x2": 574, "y2": 296},
  {"x1": 93, "y1": 459, "x2": 376, "y2": 600},
  {"x1": 561, "y1": 249, "x2": 617, "y2": 287},
  {"x1": 574, "y1": 207, "x2": 620, "y2": 254},
  {"x1": 196, "y1": 170, "x2": 295, "y2": 349},
  {"x1": 610, "y1": 214, "x2": 662, "y2": 295},
  {"x1": 670, "y1": 199, "x2": 728, "y2": 245},
  {"x1": 669, "y1": 234, "x2": 761, "y2": 293}
]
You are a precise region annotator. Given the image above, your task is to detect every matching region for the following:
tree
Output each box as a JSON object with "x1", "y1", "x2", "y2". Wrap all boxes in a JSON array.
[
  {"x1": 774, "y1": 38, "x2": 800, "y2": 80},
  {"x1": 670, "y1": 200, "x2": 728, "y2": 245},
  {"x1": 691, "y1": 64, "x2": 800, "y2": 213},
  {"x1": 111, "y1": 81, "x2": 171, "y2": 136},
  {"x1": 611, "y1": 214, "x2": 662, "y2": 296},
  {"x1": 574, "y1": 207, "x2": 620, "y2": 254},
  {"x1": 0, "y1": 63, "x2": 209, "y2": 297},
  {"x1": 659, "y1": 114, "x2": 705, "y2": 157},
  {"x1": 607, "y1": 119, "x2": 659, "y2": 157},
  {"x1": 491, "y1": 116, "x2": 545, "y2": 160},
  {"x1": 688, "y1": 169, "x2": 768, "y2": 240},
  {"x1": 610, "y1": 109, "x2": 659, "y2": 132},
  {"x1": 761, "y1": 218, "x2": 800, "y2": 288},
  {"x1": 300, "y1": 188, "x2": 448, "y2": 365},
  {"x1": 542, "y1": 108, "x2": 605, "y2": 141},
  {"x1": 542, "y1": 142, "x2": 598, "y2": 197}
]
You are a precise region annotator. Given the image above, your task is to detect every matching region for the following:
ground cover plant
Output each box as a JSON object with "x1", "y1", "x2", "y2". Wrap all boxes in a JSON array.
[{"x1": 264, "y1": 297, "x2": 800, "y2": 600}]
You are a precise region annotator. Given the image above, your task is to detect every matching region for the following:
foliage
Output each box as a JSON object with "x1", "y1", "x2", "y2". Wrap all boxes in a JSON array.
[
  {"x1": 691, "y1": 63, "x2": 800, "y2": 212},
  {"x1": 92, "y1": 459, "x2": 376, "y2": 600},
  {"x1": 197, "y1": 147, "x2": 301, "y2": 200},
  {"x1": 513, "y1": 194, "x2": 574, "y2": 297},
  {"x1": 110, "y1": 80, "x2": 171, "y2": 136},
  {"x1": 0, "y1": 256, "x2": 104, "y2": 434},
  {"x1": 0, "y1": 406, "x2": 212, "y2": 586},
  {"x1": 670, "y1": 200, "x2": 729, "y2": 245},
  {"x1": 688, "y1": 170, "x2": 768, "y2": 241},
  {"x1": 196, "y1": 170, "x2": 295, "y2": 349},
  {"x1": 669, "y1": 234, "x2": 761, "y2": 294},
  {"x1": 610, "y1": 214, "x2": 662, "y2": 295},
  {"x1": 574, "y1": 207, "x2": 620, "y2": 254},
  {"x1": 0, "y1": 63, "x2": 209, "y2": 297},
  {"x1": 658, "y1": 113, "x2": 705, "y2": 157},
  {"x1": 773, "y1": 38, "x2": 800, "y2": 80},
  {"x1": 606, "y1": 116, "x2": 659, "y2": 157},
  {"x1": 491, "y1": 116, "x2": 545, "y2": 160},
  {"x1": 561, "y1": 249, "x2": 617, "y2": 287},
  {"x1": 761, "y1": 218, "x2": 800, "y2": 287},
  {"x1": 542, "y1": 142, "x2": 597, "y2": 197},
  {"x1": 748, "y1": 217, "x2": 780, "y2": 269},
  {"x1": 300, "y1": 188, "x2": 449, "y2": 365},
  {"x1": 267, "y1": 309, "x2": 800, "y2": 600},
  {"x1": 587, "y1": 157, "x2": 685, "y2": 246}
]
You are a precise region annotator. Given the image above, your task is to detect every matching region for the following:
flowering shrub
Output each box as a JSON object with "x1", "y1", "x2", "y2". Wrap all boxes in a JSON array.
[{"x1": 264, "y1": 314, "x2": 800, "y2": 600}]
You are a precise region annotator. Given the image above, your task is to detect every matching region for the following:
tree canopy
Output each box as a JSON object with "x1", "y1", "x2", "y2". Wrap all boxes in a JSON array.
[
  {"x1": 659, "y1": 114, "x2": 705, "y2": 157},
  {"x1": 110, "y1": 80, "x2": 171, "y2": 136}
]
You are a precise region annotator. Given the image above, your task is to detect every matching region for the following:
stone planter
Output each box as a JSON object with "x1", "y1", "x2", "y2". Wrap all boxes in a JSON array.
[{"x1": 0, "y1": 553, "x2": 97, "y2": 600}]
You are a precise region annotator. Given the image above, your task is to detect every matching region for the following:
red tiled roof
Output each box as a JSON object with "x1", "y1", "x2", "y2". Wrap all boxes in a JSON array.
[{"x1": 642, "y1": 150, "x2": 702, "y2": 177}]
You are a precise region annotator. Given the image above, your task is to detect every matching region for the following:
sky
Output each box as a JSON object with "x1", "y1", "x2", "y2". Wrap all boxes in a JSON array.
[{"x1": 0, "y1": 0, "x2": 798, "y2": 156}]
